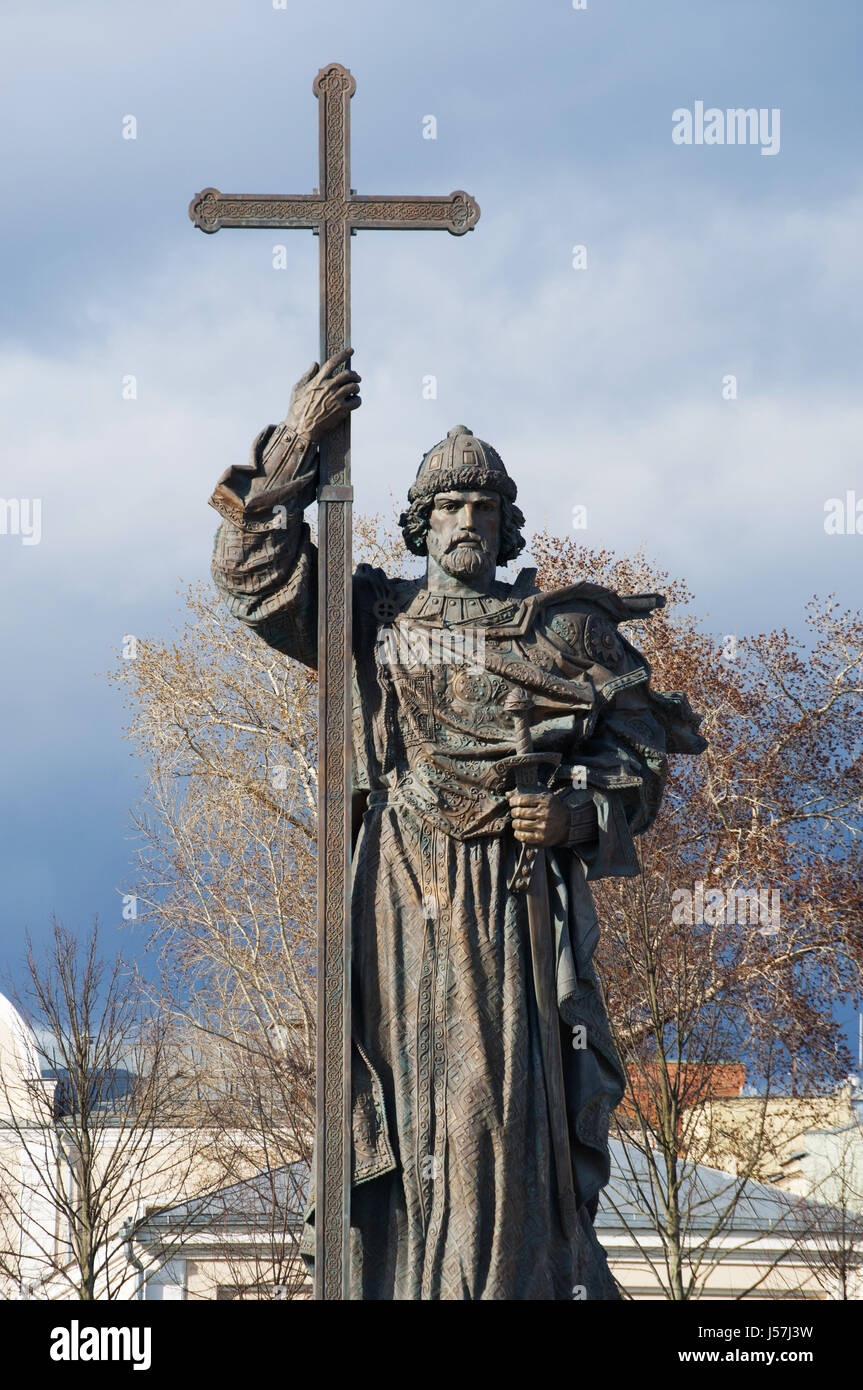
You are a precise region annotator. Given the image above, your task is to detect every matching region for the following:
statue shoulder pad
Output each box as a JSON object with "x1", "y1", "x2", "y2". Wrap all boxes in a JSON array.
[
  {"x1": 546, "y1": 608, "x2": 629, "y2": 672},
  {"x1": 540, "y1": 580, "x2": 665, "y2": 623}
]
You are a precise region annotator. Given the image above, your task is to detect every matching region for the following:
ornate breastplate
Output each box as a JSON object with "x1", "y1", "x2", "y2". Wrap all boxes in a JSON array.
[{"x1": 376, "y1": 583, "x2": 599, "y2": 839}]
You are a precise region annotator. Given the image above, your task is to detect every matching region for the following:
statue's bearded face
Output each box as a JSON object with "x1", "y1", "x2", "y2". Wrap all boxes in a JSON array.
[{"x1": 426, "y1": 490, "x2": 501, "y2": 581}]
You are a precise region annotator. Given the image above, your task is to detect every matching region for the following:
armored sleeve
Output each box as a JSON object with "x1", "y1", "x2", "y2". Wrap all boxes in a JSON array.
[{"x1": 209, "y1": 425, "x2": 320, "y2": 669}]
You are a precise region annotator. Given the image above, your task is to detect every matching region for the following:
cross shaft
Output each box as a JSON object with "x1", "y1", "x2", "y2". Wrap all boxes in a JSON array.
[{"x1": 189, "y1": 61, "x2": 479, "y2": 1302}]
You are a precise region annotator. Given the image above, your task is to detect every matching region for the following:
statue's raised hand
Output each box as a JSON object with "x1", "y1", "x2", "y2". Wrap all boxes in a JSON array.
[
  {"x1": 286, "y1": 348, "x2": 361, "y2": 442},
  {"x1": 210, "y1": 351, "x2": 359, "y2": 522},
  {"x1": 230, "y1": 349, "x2": 361, "y2": 517}
]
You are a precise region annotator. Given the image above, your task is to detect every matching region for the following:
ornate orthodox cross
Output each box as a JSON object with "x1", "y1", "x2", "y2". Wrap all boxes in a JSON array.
[{"x1": 189, "y1": 61, "x2": 480, "y2": 1300}]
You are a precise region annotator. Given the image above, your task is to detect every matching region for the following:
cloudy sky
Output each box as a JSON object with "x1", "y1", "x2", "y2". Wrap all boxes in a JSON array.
[{"x1": 1, "y1": 1, "x2": 860, "y2": 1046}]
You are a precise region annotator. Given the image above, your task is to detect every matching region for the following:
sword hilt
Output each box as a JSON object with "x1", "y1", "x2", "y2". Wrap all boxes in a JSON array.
[{"x1": 503, "y1": 686, "x2": 535, "y2": 763}]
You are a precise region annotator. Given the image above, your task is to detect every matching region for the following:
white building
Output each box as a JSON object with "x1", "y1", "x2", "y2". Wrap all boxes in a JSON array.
[{"x1": 2, "y1": 990, "x2": 860, "y2": 1300}]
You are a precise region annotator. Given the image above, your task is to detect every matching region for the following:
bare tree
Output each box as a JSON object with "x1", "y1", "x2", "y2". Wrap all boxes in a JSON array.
[
  {"x1": 0, "y1": 922, "x2": 211, "y2": 1300},
  {"x1": 112, "y1": 581, "x2": 318, "y2": 1295},
  {"x1": 531, "y1": 535, "x2": 863, "y2": 1298},
  {"x1": 601, "y1": 857, "x2": 802, "y2": 1299}
]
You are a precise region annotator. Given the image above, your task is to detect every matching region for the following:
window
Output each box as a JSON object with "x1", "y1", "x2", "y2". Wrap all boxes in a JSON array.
[{"x1": 145, "y1": 1258, "x2": 186, "y2": 1301}]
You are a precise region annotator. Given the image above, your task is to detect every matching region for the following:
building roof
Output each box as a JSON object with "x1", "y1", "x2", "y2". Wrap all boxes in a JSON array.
[
  {"x1": 136, "y1": 1161, "x2": 308, "y2": 1235},
  {"x1": 597, "y1": 1139, "x2": 822, "y2": 1235},
  {"x1": 143, "y1": 1141, "x2": 827, "y2": 1243}
]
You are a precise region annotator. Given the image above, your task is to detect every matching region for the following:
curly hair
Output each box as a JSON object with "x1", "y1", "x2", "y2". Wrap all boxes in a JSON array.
[{"x1": 398, "y1": 491, "x2": 526, "y2": 565}]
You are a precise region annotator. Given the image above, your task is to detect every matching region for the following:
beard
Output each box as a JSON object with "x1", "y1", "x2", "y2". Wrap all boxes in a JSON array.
[{"x1": 437, "y1": 540, "x2": 491, "y2": 578}]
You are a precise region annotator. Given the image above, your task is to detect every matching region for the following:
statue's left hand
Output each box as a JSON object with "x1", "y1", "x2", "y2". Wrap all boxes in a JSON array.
[{"x1": 507, "y1": 790, "x2": 569, "y2": 847}]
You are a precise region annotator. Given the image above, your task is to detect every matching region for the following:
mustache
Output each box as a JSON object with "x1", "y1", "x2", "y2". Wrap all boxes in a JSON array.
[{"x1": 446, "y1": 533, "x2": 488, "y2": 552}]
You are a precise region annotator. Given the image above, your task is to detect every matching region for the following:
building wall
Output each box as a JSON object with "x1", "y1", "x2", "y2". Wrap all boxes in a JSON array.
[
  {"x1": 684, "y1": 1091, "x2": 853, "y2": 1187},
  {"x1": 605, "y1": 1230, "x2": 861, "y2": 1300}
]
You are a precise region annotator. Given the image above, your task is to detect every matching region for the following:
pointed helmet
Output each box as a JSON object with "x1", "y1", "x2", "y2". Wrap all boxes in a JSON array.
[{"x1": 407, "y1": 425, "x2": 517, "y2": 505}]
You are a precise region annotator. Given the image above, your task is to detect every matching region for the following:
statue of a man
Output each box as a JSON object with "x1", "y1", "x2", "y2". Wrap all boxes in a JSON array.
[{"x1": 208, "y1": 351, "x2": 706, "y2": 1300}]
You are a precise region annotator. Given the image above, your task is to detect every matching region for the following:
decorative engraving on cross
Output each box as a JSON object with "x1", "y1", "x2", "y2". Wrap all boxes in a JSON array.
[
  {"x1": 189, "y1": 60, "x2": 480, "y2": 1304},
  {"x1": 188, "y1": 182, "x2": 480, "y2": 235},
  {"x1": 188, "y1": 66, "x2": 480, "y2": 242}
]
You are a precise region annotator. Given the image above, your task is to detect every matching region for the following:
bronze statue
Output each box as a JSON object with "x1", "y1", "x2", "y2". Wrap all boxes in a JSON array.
[{"x1": 208, "y1": 353, "x2": 707, "y2": 1299}]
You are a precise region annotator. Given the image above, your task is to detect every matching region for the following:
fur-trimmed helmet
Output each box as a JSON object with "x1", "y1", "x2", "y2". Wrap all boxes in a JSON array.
[{"x1": 407, "y1": 426, "x2": 517, "y2": 505}]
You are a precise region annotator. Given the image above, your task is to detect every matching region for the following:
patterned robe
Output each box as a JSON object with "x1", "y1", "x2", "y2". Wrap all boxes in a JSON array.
[{"x1": 210, "y1": 472, "x2": 705, "y2": 1301}]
